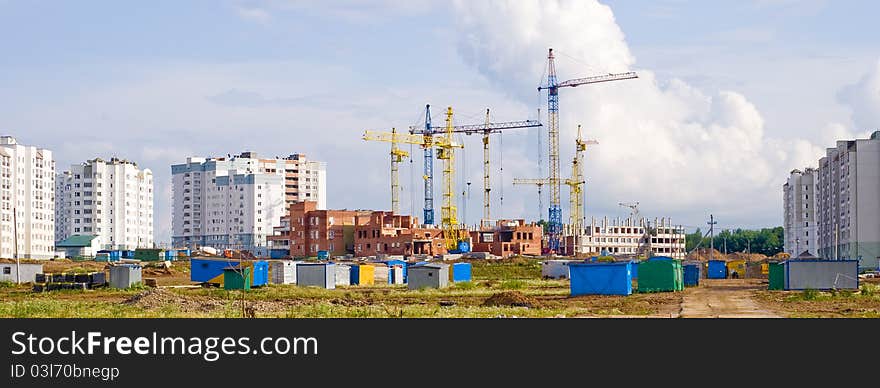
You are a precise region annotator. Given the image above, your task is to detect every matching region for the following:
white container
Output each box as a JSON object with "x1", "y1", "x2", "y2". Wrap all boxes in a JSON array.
[{"x1": 541, "y1": 260, "x2": 574, "y2": 279}]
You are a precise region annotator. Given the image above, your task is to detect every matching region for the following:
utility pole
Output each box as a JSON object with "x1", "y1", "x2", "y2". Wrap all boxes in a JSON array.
[
  {"x1": 707, "y1": 214, "x2": 717, "y2": 259},
  {"x1": 13, "y1": 207, "x2": 20, "y2": 284},
  {"x1": 723, "y1": 237, "x2": 727, "y2": 254}
]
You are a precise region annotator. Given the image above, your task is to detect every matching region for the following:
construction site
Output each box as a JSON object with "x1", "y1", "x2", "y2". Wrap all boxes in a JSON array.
[{"x1": 0, "y1": 47, "x2": 877, "y2": 319}]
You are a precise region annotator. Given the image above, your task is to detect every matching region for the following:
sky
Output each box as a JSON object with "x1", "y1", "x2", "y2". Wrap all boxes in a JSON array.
[{"x1": 1, "y1": 0, "x2": 878, "y2": 244}]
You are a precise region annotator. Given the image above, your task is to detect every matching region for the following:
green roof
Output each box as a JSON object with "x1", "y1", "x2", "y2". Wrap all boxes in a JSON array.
[{"x1": 56, "y1": 235, "x2": 98, "y2": 248}]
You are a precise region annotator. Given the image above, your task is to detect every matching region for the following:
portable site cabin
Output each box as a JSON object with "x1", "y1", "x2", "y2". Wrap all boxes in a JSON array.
[
  {"x1": 296, "y1": 262, "x2": 336, "y2": 289},
  {"x1": 134, "y1": 248, "x2": 164, "y2": 262},
  {"x1": 109, "y1": 264, "x2": 142, "y2": 289},
  {"x1": 408, "y1": 263, "x2": 449, "y2": 290},
  {"x1": 97, "y1": 250, "x2": 122, "y2": 262},
  {"x1": 784, "y1": 259, "x2": 859, "y2": 290},
  {"x1": 637, "y1": 258, "x2": 683, "y2": 293},
  {"x1": 223, "y1": 267, "x2": 251, "y2": 290},
  {"x1": 389, "y1": 265, "x2": 405, "y2": 285},
  {"x1": 382, "y1": 259, "x2": 408, "y2": 283},
  {"x1": 373, "y1": 264, "x2": 390, "y2": 284},
  {"x1": 350, "y1": 264, "x2": 375, "y2": 286},
  {"x1": 190, "y1": 258, "x2": 268, "y2": 287},
  {"x1": 335, "y1": 264, "x2": 351, "y2": 286},
  {"x1": 0, "y1": 263, "x2": 43, "y2": 283},
  {"x1": 707, "y1": 260, "x2": 728, "y2": 279},
  {"x1": 768, "y1": 262, "x2": 785, "y2": 290},
  {"x1": 569, "y1": 262, "x2": 633, "y2": 296},
  {"x1": 449, "y1": 262, "x2": 472, "y2": 283},
  {"x1": 269, "y1": 260, "x2": 300, "y2": 285},
  {"x1": 683, "y1": 263, "x2": 701, "y2": 287},
  {"x1": 541, "y1": 260, "x2": 573, "y2": 279},
  {"x1": 726, "y1": 260, "x2": 747, "y2": 279}
]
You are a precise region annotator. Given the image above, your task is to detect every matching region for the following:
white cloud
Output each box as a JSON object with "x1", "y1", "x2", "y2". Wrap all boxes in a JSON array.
[
  {"x1": 236, "y1": 6, "x2": 272, "y2": 24},
  {"x1": 838, "y1": 59, "x2": 880, "y2": 131},
  {"x1": 452, "y1": 0, "x2": 823, "y2": 227}
]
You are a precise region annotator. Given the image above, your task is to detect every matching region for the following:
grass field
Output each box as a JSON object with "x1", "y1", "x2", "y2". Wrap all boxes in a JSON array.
[{"x1": 0, "y1": 258, "x2": 680, "y2": 318}]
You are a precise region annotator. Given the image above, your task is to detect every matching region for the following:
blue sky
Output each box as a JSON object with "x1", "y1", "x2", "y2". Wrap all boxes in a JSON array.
[{"x1": 2, "y1": 0, "x2": 878, "y2": 243}]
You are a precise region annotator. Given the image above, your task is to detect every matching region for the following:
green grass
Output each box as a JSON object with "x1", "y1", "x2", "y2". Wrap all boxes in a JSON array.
[{"x1": 470, "y1": 258, "x2": 541, "y2": 280}]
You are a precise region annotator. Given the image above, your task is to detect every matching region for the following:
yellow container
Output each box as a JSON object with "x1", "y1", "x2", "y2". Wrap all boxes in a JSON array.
[
  {"x1": 726, "y1": 260, "x2": 746, "y2": 278},
  {"x1": 761, "y1": 263, "x2": 769, "y2": 275},
  {"x1": 357, "y1": 265, "x2": 375, "y2": 286}
]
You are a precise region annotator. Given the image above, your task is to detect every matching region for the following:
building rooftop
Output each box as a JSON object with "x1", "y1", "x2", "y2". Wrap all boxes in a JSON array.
[{"x1": 56, "y1": 235, "x2": 97, "y2": 247}]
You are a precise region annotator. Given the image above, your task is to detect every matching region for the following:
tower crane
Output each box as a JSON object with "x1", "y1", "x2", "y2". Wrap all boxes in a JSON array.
[
  {"x1": 366, "y1": 107, "x2": 469, "y2": 253},
  {"x1": 409, "y1": 105, "x2": 541, "y2": 229},
  {"x1": 564, "y1": 124, "x2": 598, "y2": 230},
  {"x1": 362, "y1": 127, "x2": 410, "y2": 214},
  {"x1": 618, "y1": 202, "x2": 640, "y2": 221},
  {"x1": 533, "y1": 48, "x2": 638, "y2": 253}
]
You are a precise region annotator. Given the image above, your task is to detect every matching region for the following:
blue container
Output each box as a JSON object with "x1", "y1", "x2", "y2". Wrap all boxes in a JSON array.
[
  {"x1": 317, "y1": 250, "x2": 329, "y2": 260},
  {"x1": 383, "y1": 260, "x2": 408, "y2": 283},
  {"x1": 121, "y1": 250, "x2": 135, "y2": 259},
  {"x1": 191, "y1": 259, "x2": 238, "y2": 282},
  {"x1": 569, "y1": 262, "x2": 633, "y2": 296},
  {"x1": 451, "y1": 262, "x2": 472, "y2": 282},
  {"x1": 164, "y1": 250, "x2": 177, "y2": 260},
  {"x1": 349, "y1": 265, "x2": 362, "y2": 285},
  {"x1": 684, "y1": 264, "x2": 701, "y2": 286},
  {"x1": 707, "y1": 260, "x2": 727, "y2": 279},
  {"x1": 631, "y1": 261, "x2": 640, "y2": 279},
  {"x1": 269, "y1": 249, "x2": 288, "y2": 259},
  {"x1": 250, "y1": 261, "x2": 269, "y2": 287}
]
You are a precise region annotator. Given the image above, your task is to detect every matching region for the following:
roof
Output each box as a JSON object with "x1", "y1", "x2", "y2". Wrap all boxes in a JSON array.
[
  {"x1": 56, "y1": 235, "x2": 98, "y2": 247},
  {"x1": 410, "y1": 263, "x2": 448, "y2": 270}
]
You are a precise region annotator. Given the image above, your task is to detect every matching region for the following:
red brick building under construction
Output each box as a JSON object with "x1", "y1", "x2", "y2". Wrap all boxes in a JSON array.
[{"x1": 470, "y1": 219, "x2": 543, "y2": 258}]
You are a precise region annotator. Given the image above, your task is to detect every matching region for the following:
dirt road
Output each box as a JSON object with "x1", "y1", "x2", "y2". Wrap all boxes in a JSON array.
[{"x1": 680, "y1": 279, "x2": 780, "y2": 318}]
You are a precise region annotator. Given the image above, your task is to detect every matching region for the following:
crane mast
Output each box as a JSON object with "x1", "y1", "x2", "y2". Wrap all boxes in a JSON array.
[{"x1": 536, "y1": 48, "x2": 637, "y2": 253}]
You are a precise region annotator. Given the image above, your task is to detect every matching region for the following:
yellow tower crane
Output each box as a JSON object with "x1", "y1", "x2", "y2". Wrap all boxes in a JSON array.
[
  {"x1": 564, "y1": 124, "x2": 598, "y2": 230},
  {"x1": 363, "y1": 107, "x2": 468, "y2": 252},
  {"x1": 362, "y1": 127, "x2": 410, "y2": 214}
]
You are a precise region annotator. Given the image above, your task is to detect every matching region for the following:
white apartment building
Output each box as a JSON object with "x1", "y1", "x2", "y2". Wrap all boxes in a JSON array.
[
  {"x1": 55, "y1": 157, "x2": 154, "y2": 250},
  {"x1": 172, "y1": 151, "x2": 320, "y2": 255},
  {"x1": 815, "y1": 131, "x2": 880, "y2": 269},
  {"x1": 0, "y1": 136, "x2": 55, "y2": 259},
  {"x1": 562, "y1": 216, "x2": 686, "y2": 259},
  {"x1": 782, "y1": 168, "x2": 818, "y2": 256}
]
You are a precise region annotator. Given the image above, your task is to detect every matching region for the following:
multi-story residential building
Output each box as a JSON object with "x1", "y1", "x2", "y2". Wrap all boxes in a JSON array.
[
  {"x1": 172, "y1": 153, "x2": 293, "y2": 255},
  {"x1": 470, "y1": 219, "x2": 543, "y2": 258},
  {"x1": 55, "y1": 157, "x2": 154, "y2": 250},
  {"x1": 815, "y1": 130, "x2": 880, "y2": 269},
  {"x1": 0, "y1": 136, "x2": 55, "y2": 259},
  {"x1": 561, "y1": 216, "x2": 686, "y2": 259},
  {"x1": 253, "y1": 153, "x2": 326, "y2": 210},
  {"x1": 782, "y1": 168, "x2": 818, "y2": 256}
]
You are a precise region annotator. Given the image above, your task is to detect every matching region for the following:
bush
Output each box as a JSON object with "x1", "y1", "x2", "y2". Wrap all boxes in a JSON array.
[
  {"x1": 0, "y1": 281, "x2": 14, "y2": 288},
  {"x1": 802, "y1": 288, "x2": 819, "y2": 300},
  {"x1": 861, "y1": 285, "x2": 875, "y2": 297}
]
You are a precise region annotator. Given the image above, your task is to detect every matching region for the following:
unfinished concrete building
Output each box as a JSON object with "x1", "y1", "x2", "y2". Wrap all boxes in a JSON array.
[
  {"x1": 562, "y1": 216, "x2": 686, "y2": 259},
  {"x1": 469, "y1": 219, "x2": 543, "y2": 258}
]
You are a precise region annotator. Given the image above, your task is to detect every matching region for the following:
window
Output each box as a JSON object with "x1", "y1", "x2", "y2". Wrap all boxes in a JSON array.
[{"x1": 3, "y1": 267, "x2": 10, "y2": 274}]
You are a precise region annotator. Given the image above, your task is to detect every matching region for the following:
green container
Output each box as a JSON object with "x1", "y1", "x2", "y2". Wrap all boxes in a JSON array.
[
  {"x1": 638, "y1": 260, "x2": 681, "y2": 293},
  {"x1": 134, "y1": 248, "x2": 163, "y2": 261},
  {"x1": 672, "y1": 260, "x2": 683, "y2": 291},
  {"x1": 223, "y1": 267, "x2": 251, "y2": 290},
  {"x1": 768, "y1": 262, "x2": 784, "y2": 290}
]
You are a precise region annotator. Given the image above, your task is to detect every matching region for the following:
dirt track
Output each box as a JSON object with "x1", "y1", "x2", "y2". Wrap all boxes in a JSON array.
[{"x1": 680, "y1": 279, "x2": 780, "y2": 318}]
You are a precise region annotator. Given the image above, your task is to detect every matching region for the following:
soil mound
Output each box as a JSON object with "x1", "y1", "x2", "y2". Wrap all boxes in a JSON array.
[{"x1": 482, "y1": 291, "x2": 536, "y2": 308}]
